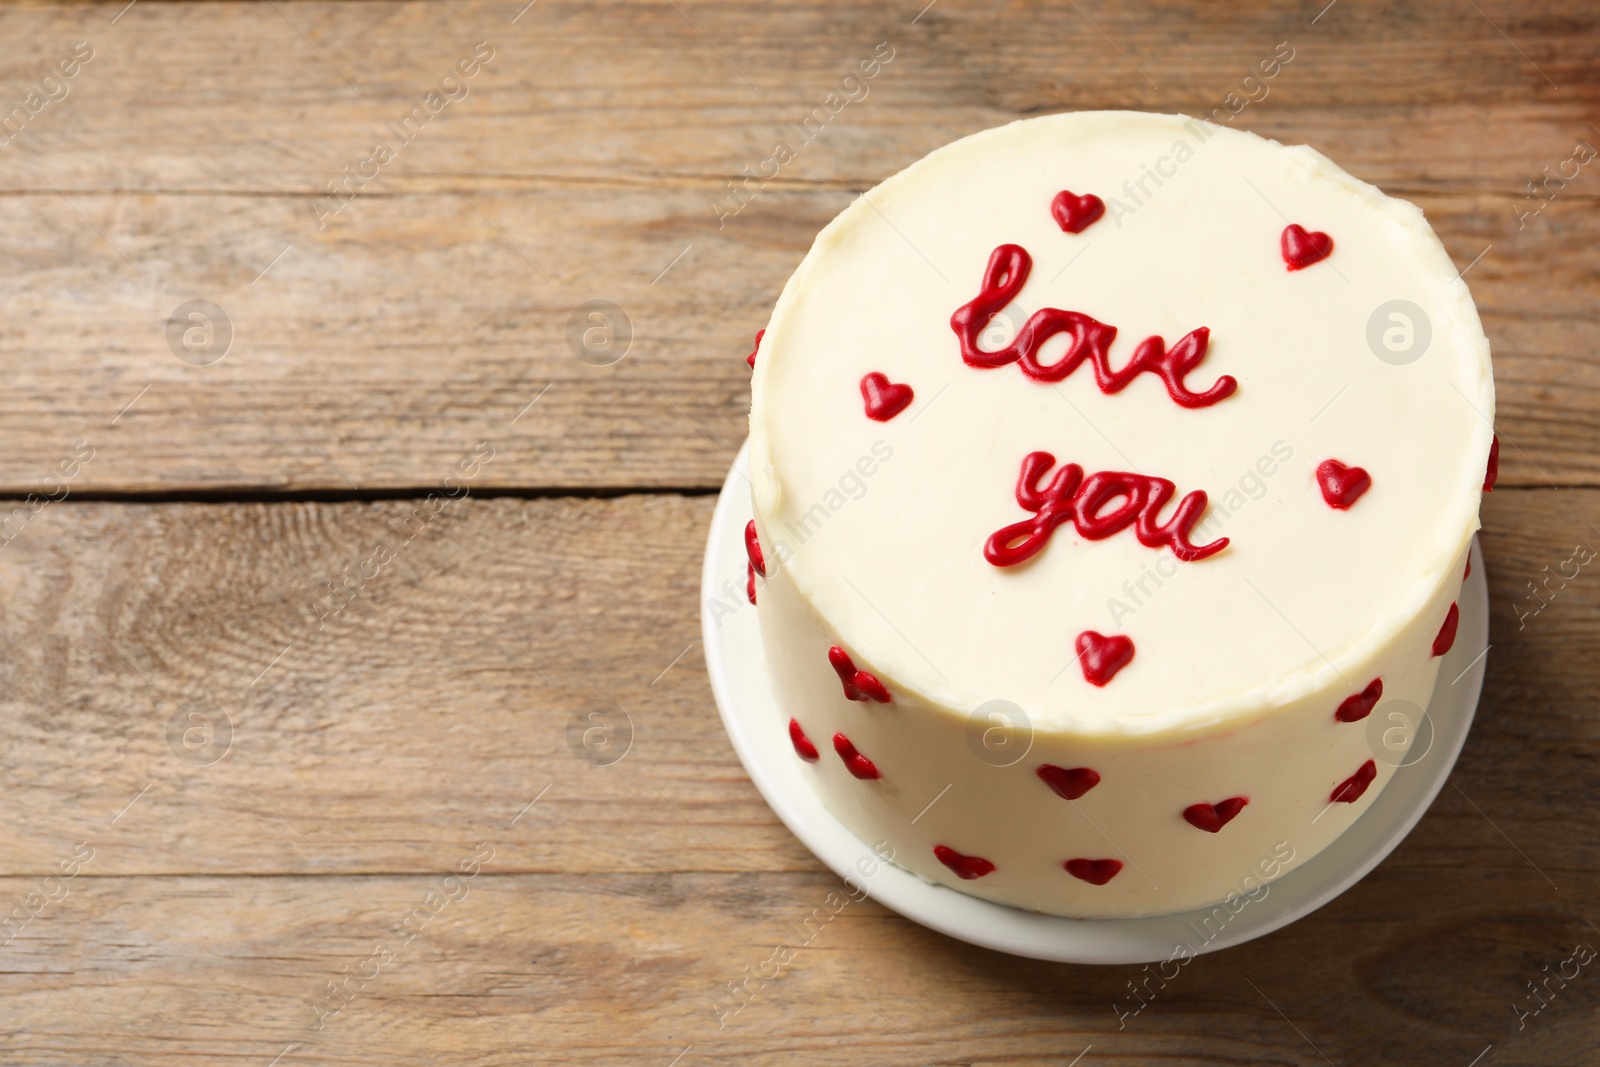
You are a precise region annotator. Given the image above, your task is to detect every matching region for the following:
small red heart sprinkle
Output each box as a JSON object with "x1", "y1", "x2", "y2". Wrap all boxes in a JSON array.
[
  {"x1": 788, "y1": 719, "x2": 819, "y2": 762},
  {"x1": 1432, "y1": 602, "x2": 1460, "y2": 657},
  {"x1": 1064, "y1": 858, "x2": 1123, "y2": 885},
  {"x1": 1331, "y1": 758, "x2": 1377, "y2": 803},
  {"x1": 1336, "y1": 678, "x2": 1383, "y2": 723},
  {"x1": 833, "y1": 732, "x2": 881, "y2": 780},
  {"x1": 746, "y1": 562, "x2": 757, "y2": 605},
  {"x1": 1183, "y1": 796, "x2": 1249, "y2": 833},
  {"x1": 1281, "y1": 223, "x2": 1333, "y2": 270},
  {"x1": 828, "y1": 646, "x2": 891, "y2": 703},
  {"x1": 744, "y1": 520, "x2": 766, "y2": 577},
  {"x1": 1036, "y1": 764, "x2": 1101, "y2": 801},
  {"x1": 1484, "y1": 434, "x2": 1499, "y2": 491},
  {"x1": 1317, "y1": 459, "x2": 1371, "y2": 509},
  {"x1": 934, "y1": 844, "x2": 996, "y2": 880},
  {"x1": 746, "y1": 329, "x2": 764, "y2": 369},
  {"x1": 1051, "y1": 189, "x2": 1105, "y2": 234},
  {"x1": 1075, "y1": 631, "x2": 1134, "y2": 686},
  {"x1": 860, "y1": 372, "x2": 914, "y2": 422}
]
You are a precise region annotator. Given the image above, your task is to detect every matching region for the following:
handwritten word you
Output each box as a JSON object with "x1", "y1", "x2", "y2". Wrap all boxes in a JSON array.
[{"x1": 985, "y1": 451, "x2": 1226, "y2": 568}]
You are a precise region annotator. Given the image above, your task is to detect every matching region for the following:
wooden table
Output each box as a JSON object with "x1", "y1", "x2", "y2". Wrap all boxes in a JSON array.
[{"x1": 0, "y1": 2, "x2": 1594, "y2": 1063}]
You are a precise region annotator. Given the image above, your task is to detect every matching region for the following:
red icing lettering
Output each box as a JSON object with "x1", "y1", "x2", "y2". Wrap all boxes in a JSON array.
[
  {"x1": 860, "y1": 372, "x2": 914, "y2": 421},
  {"x1": 985, "y1": 451, "x2": 1227, "y2": 567},
  {"x1": 744, "y1": 520, "x2": 765, "y2": 577},
  {"x1": 1051, "y1": 190, "x2": 1105, "y2": 234},
  {"x1": 1183, "y1": 796, "x2": 1249, "y2": 833},
  {"x1": 934, "y1": 844, "x2": 996, "y2": 880},
  {"x1": 1484, "y1": 435, "x2": 1499, "y2": 491},
  {"x1": 1336, "y1": 678, "x2": 1382, "y2": 723},
  {"x1": 1432, "y1": 602, "x2": 1460, "y2": 657},
  {"x1": 1317, "y1": 459, "x2": 1371, "y2": 509},
  {"x1": 950, "y1": 244, "x2": 1236, "y2": 408},
  {"x1": 829, "y1": 646, "x2": 891, "y2": 703},
  {"x1": 1036, "y1": 764, "x2": 1100, "y2": 800},
  {"x1": 1064, "y1": 858, "x2": 1123, "y2": 885},
  {"x1": 833, "y1": 733, "x2": 880, "y2": 780},
  {"x1": 789, "y1": 719, "x2": 819, "y2": 762},
  {"x1": 1281, "y1": 224, "x2": 1333, "y2": 270},
  {"x1": 1076, "y1": 630, "x2": 1135, "y2": 686},
  {"x1": 1331, "y1": 759, "x2": 1377, "y2": 803},
  {"x1": 746, "y1": 329, "x2": 763, "y2": 369}
]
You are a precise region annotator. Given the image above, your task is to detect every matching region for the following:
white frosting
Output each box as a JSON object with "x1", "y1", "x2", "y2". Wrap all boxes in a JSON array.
[{"x1": 748, "y1": 111, "x2": 1493, "y2": 917}]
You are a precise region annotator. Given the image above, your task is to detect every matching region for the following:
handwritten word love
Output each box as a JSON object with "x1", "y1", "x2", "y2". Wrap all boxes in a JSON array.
[
  {"x1": 985, "y1": 451, "x2": 1228, "y2": 567},
  {"x1": 950, "y1": 243, "x2": 1237, "y2": 409}
]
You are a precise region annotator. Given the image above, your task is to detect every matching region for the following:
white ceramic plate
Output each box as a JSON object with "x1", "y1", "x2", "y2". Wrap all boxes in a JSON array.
[{"x1": 702, "y1": 442, "x2": 1488, "y2": 964}]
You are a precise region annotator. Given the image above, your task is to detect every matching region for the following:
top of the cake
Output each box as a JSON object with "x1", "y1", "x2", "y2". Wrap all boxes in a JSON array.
[{"x1": 748, "y1": 110, "x2": 1494, "y2": 735}]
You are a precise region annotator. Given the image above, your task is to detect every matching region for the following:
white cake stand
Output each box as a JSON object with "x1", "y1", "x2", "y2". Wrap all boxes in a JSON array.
[{"x1": 702, "y1": 442, "x2": 1488, "y2": 964}]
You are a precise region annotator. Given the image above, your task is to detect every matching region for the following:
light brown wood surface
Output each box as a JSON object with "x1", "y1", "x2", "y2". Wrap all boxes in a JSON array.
[{"x1": 0, "y1": 1, "x2": 1596, "y2": 1065}]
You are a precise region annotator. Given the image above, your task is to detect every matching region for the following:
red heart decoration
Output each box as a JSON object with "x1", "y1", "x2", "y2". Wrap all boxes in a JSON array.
[
  {"x1": 1051, "y1": 189, "x2": 1105, "y2": 234},
  {"x1": 1036, "y1": 764, "x2": 1101, "y2": 801},
  {"x1": 1064, "y1": 858, "x2": 1123, "y2": 885},
  {"x1": 832, "y1": 732, "x2": 881, "y2": 780},
  {"x1": 860, "y1": 372, "x2": 914, "y2": 422},
  {"x1": 1316, "y1": 459, "x2": 1371, "y2": 509},
  {"x1": 934, "y1": 844, "x2": 996, "y2": 880},
  {"x1": 1281, "y1": 223, "x2": 1333, "y2": 270},
  {"x1": 1330, "y1": 758, "x2": 1377, "y2": 804},
  {"x1": 1335, "y1": 678, "x2": 1383, "y2": 723},
  {"x1": 828, "y1": 646, "x2": 891, "y2": 703},
  {"x1": 788, "y1": 718, "x2": 819, "y2": 762},
  {"x1": 744, "y1": 520, "x2": 765, "y2": 577},
  {"x1": 1183, "y1": 796, "x2": 1249, "y2": 833},
  {"x1": 1075, "y1": 631, "x2": 1135, "y2": 686},
  {"x1": 1484, "y1": 434, "x2": 1499, "y2": 491},
  {"x1": 1432, "y1": 602, "x2": 1460, "y2": 657},
  {"x1": 746, "y1": 329, "x2": 764, "y2": 369}
]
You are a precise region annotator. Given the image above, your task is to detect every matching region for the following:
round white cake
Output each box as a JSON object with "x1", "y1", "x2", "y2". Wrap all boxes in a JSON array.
[{"x1": 745, "y1": 111, "x2": 1495, "y2": 918}]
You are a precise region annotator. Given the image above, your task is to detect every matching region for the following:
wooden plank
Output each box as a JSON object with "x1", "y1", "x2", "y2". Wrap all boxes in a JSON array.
[
  {"x1": 0, "y1": 490, "x2": 1593, "y2": 883},
  {"x1": 0, "y1": 2, "x2": 1591, "y2": 491},
  {"x1": 0, "y1": 187, "x2": 1592, "y2": 493},
  {"x1": 0, "y1": 864, "x2": 1590, "y2": 1066}
]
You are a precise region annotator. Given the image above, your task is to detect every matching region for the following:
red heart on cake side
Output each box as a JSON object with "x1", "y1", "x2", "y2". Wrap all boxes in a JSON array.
[
  {"x1": 1281, "y1": 223, "x2": 1334, "y2": 270},
  {"x1": 789, "y1": 718, "x2": 819, "y2": 762},
  {"x1": 828, "y1": 646, "x2": 892, "y2": 703},
  {"x1": 860, "y1": 372, "x2": 914, "y2": 422},
  {"x1": 1182, "y1": 796, "x2": 1249, "y2": 833},
  {"x1": 1075, "y1": 630, "x2": 1135, "y2": 686},
  {"x1": 1064, "y1": 858, "x2": 1123, "y2": 885},
  {"x1": 1330, "y1": 758, "x2": 1377, "y2": 803},
  {"x1": 1036, "y1": 764, "x2": 1101, "y2": 801},
  {"x1": 934, "y1": 844, "x2": 996, "y2": 880},
  {"x1": 1051, "y1": 189, "x2": 1105, "y2": 234},
  {"x1": 833, "y1": 732, "x2": 881, "y2": 780},
  {"x1": 1335, "y1": 677, "x2": 1383, "y2": 723},
  {"x1": 1432, "y1": 602, "x2": 1460, "y2": 657},
  {"x1": 1316, "y1": 459, "x2": 1371, "y2": 509},
  {"x1": 746, "y1": 328, "x2": 764, "y2": 369}
]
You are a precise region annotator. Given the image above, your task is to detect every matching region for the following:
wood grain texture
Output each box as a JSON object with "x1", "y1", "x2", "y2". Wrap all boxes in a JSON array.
[
  {"x1": 0, "y1": 489, "x2": 1596, "y2": 1063},
  {"x1": 0, "y1": 1, "x2": 1592, "y2": 490},
  {"x1": 0, "y1": 0, "x2": 1596, "y2": 1064}
]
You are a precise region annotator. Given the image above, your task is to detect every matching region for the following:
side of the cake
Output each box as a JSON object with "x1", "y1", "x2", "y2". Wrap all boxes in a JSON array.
[{"x1": 746, "y1": 111, "x2": 1494, "y2": 918}]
